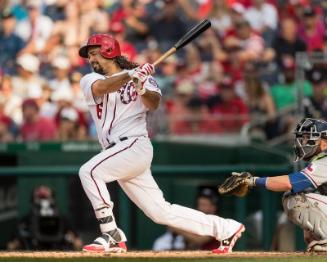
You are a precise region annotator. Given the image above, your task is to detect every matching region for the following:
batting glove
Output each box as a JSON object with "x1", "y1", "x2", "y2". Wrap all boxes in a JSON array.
[
  {"x1": 139, "y1": 63, "x2": 155, "y2": 75},
  {"x1": 131, "y1": 70, "x2": 147, "y2": 95}
]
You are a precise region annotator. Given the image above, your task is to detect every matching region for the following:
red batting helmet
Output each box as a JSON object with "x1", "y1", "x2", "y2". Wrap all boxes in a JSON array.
[{"x1": 79, "y1": 34, "x2": 121, "y2": 59}]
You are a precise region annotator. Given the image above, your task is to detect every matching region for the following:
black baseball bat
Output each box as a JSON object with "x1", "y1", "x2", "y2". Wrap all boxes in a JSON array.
[
  {"x1": 133, "y1": 19, "x2": 211, "y2": 83},
  {"x1": 153, "y1": 19, "x2": 211, "y2": 66}
]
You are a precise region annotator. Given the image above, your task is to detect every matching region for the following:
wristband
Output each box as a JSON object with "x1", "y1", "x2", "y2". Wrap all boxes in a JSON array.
[
  {"x1": 255, "y1": 177, "x2": 267, "y2": 188},
  {"x1": 127, "y1": 68, "x2": 137, "y2": 78}
]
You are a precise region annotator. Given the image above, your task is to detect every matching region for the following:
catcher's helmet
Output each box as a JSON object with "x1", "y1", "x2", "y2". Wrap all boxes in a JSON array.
[
  {"x1": 78, "y1": 34, "x2": 121, "y2": 59},
  {"x1": 294, "y1": 118, "x2": 327, "y2": 161}
]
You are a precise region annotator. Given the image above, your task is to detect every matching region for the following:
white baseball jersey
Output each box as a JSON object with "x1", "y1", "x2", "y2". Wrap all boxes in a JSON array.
[
  {"x1": 80, "y1": 71, "x2": 161, "y2": 149},
  {"x1": 79, "y1": 70, "x2": 243, "y2": 246}
]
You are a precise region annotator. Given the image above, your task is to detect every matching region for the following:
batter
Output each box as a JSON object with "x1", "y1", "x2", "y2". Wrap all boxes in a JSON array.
[{"x1": 78, "y1": 34, "x2": 244, "y2": 254}]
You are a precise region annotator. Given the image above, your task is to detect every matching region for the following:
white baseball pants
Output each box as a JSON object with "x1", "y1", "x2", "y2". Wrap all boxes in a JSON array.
[{"x1": 79, "y1": 136, "x2": 242, "y2": 240}]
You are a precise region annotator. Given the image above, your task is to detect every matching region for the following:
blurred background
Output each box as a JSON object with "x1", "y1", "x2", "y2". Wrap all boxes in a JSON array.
[{"x1": 0, "y1": 0, "x2": 326, "y2": 252}]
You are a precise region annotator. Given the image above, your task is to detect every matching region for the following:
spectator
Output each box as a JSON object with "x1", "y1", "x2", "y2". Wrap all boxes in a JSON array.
[
  {"x1": 270, "y1": 57, "x2": 312, "y2": 135},
  {"x1": 209, "y1": 79, "x2": 249, "y2": 133},
  {"x1": 79, "y1": 0, "x2": 109, "y2": 45},
  {"x1": 38, "y1": 83, "x2": 57, "y2": 119},
  {"x1": 149, "y1": 0, "x2": 188, "y2": 51},
  {"x1": 155, "y1": 55, "x2": 178, "y2": 98},
  {"x1": 52, "y1": 89, "x2": 88, "y2": 140},
  {"x1": 20, "y1": 98, "x2": 57, "y2": 141},
  {"x1": 48, "y1": 1, "x2": 82, "y2": 47},
  {"x1": 15, "y1": 0, "x2": 54, "y2": 55},
  {"x1": 240, "y1": 63, "x2": 277, "y2": 139},
  {"x1": 271, "y1": 58, "x2": 312, "y2": 112},
  {"x1": 244, "y1": 0, "x2": 278, "y2": 45},
  {"x1": 167, "y1": 80, "x2": 196, "y2": 135},
  {"x1": 223, "y1": 19, "x2": 273, "y2": 64},
  {"x1": 0, "y1": 75, "x2": 22, "y2": 125},
  {"x1": 304, "y1": 67, "x2": 327, "y2": 119},
  {"x1": 11, "y1": 53, "x2": 44, "y2": 99},
  {"x1": 272, "y1": 18, "x2": 307, "y2": 71},
  {"x1": 179, "y1": 45, "x2": 208, "y2": 86},
  {"x1": 0, "y1": 10, "x2": 25, "y2": 75},
  {"x1": 197, "y1": 62, "x2": 223, "y2": 102},
  {"x1": 208, "y1": 0, "x2": 232, "y2": 37},
  {"x1": 57, "y1": 107, "x2": 80, "y2": 141},
  {"x1": 0, "y1": 96, "x2": 15, "y2": 142},
  {"x1": 223, "y1": 2, "x2": 247, "y2": 38},
  {"x1": 44, "y1": 0, "x2": 68, "y2": 21},
  {"x1": 298, "y1": 5, "x2": 325, "y2": 52},
  {"x1": 153, "y1": 186, "x2": 220, "y2": 251},
  {"x1": 196, "y1": 28, "x2": 227, "y2": 63},
  {"x1": 7, "y1": 185, "x2": 83, "y2": 250},
  {"x1": 69, "y1": 71, "x2": 88, "y2": 113},
  {"x1": 109, "y1": 21, "x2": 138, "y2": 61},
  {"x1": 122, "y1": 0, "x2": 150, "y2": 51},
  {"x1": 49, "y1": 56, "x2": 71, "y2": 92}
]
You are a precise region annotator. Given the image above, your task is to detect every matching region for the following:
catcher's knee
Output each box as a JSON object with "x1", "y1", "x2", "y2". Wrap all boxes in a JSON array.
[{"x1": 283, "y1": 194, "x2": 327, "y2": 239}]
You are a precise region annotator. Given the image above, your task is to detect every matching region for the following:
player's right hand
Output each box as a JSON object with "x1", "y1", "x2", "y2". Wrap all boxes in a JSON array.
[{"x1": 131, "y1": 70, "x2": 147, "y2": 95}]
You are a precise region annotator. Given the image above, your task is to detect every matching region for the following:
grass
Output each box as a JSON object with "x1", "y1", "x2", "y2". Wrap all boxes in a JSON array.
[{"x1": 0, "y1": 256, "x2": 324, "y2": 262}]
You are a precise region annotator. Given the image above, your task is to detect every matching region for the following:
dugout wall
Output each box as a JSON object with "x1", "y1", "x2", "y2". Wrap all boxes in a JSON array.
[{"x1": 0, "y1": 140, "x2": 295, "y2": 251}]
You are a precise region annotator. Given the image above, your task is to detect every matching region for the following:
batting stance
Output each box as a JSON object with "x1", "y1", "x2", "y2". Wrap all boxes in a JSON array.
[
  {"x1": 219, "y1": 118, "x2": 327, "y2": 252},
  {"x1": 78, "y1": 34, "x2": 244, "y2": 253}
]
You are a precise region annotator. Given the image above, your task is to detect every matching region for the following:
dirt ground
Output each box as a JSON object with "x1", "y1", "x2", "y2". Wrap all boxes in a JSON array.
[{"x1": 0, "y1": 251, "x2": 314, "y2": 258}]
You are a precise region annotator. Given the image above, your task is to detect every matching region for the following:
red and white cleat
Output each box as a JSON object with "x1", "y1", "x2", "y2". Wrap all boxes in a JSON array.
[
  {"x1": 212, "y1": 224, "x2": 245, "y2": 254},
  {"x1": 82, "y1": 233, "x2": 127, "y2": 253},
  {"x1": 108, "y1": 241, "x2": 127, "y2": 253}
]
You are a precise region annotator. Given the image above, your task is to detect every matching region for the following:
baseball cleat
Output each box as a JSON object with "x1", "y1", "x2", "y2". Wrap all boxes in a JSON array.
[
  {"x1": 212, "y1": 224, "x2": 245, "y2": 254},
  {"x1": 82, "y1": 233, "x2": 127, "y2": 253}
]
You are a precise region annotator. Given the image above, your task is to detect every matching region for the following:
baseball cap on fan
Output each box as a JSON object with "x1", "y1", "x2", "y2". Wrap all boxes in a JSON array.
[
  {"x1": 52, "y1": 56, "x2": 70, "y2": 70},
  {"x1": 1, "y1": 9, "x2": 14, "y2": 19},
  {"x1": 60, "y1": 107, "x2": 78, "y2": 122},
  {"x1": 51, "y1": 88, "x2": 74, "y2": 102},
  {"x1": 197, "y1": 186, "x2": 219, "y2": 206},
  {"x1": 17, "y1": 54, "x2": 40, "y2": 73},
  {"x1": 27, "y1": 0, "x2": 41, "y2": 9},
  {"x1": 230, "y1": 3, "x2": 245, "y2": 15}
]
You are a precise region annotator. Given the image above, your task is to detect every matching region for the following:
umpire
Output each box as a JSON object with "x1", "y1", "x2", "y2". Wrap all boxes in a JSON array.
[{"x1": 219, "y1": 118, "x2": 327, "y2": 252}]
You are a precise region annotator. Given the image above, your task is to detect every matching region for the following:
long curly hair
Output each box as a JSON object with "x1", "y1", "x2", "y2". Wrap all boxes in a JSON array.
[{"x1": 113, "y1": 56, "x2": 139, "y2": 70}]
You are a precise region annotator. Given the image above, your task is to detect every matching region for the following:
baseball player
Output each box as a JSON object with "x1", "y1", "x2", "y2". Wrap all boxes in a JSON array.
[
  {"x1": 219, "y1": 118, "x2": 327, "y2": 252},
  {"x1": 78, "y1": 33, "x2": 244, "y2": 253}
]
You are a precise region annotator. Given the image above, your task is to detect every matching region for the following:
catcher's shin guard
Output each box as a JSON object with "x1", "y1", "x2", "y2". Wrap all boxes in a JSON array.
[{"x1": 283, "y1": 193, "x2": 327, "y2": 240}]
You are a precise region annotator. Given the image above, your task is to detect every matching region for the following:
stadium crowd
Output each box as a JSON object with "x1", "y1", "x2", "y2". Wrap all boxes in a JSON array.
[{"x1": 0, "y1": 0, "x2": 326, "y2": 142}]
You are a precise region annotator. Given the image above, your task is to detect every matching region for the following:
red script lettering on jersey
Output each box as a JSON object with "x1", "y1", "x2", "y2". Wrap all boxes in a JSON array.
[{"x1": 96, "y1": 103, "x2": 103, "y2": 119}]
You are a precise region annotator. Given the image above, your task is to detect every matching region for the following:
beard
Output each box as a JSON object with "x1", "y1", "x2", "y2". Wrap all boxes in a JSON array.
[{"x1": 91, "y1": 63, "x2": 106, "y2": 75}]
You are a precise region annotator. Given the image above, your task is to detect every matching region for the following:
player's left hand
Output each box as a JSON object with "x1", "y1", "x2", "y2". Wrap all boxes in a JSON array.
[
  {"x1": 139, "y1": 63, "x2": 155, "y2": 75},
  {"x1": 132, "y1": 70, "x2": 147, "y2": 95},
  {"x1": 218, "y1": 172, "x2": 256, "y2": 197}
]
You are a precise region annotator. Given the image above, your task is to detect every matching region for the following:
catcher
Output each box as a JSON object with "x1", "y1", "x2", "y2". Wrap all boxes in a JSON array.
[{"x1": 219, "y1": 118, "x2": 327, "y2": 252}]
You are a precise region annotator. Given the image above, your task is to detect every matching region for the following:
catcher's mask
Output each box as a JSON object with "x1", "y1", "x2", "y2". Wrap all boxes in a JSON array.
[
  {"x1": 79, "y1": 34, "x2": 121, "y2": 59},
  {"x1": 294, "y1": 118, "x2": 327, "y2": 161}
]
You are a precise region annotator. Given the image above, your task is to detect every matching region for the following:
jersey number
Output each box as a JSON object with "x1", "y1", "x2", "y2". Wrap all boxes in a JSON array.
[{"x1": 96, "y1": 103, "x2": 103, "y2": 119}]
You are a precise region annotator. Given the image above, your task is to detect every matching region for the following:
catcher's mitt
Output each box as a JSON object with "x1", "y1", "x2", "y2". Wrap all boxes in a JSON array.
[{"x1": 218, "y1": 172, "x2": 254, "y2": 197}]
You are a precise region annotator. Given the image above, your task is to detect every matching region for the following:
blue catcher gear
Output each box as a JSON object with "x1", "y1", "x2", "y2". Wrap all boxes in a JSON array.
[{"x1": 294, "y1": 118, "x2": 327, "y2": 161}]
